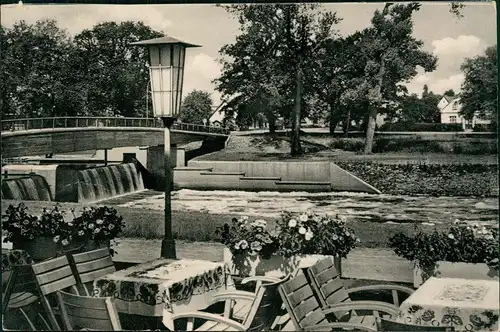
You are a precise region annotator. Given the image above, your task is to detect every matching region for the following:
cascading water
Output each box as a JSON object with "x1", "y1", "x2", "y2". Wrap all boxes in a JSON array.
[
  {"x1": 1, "y1": 175, "x2": 52, "y2": 201},
  {"x1": 77, "y1": 163, "x2": 144, "y2": 203}
]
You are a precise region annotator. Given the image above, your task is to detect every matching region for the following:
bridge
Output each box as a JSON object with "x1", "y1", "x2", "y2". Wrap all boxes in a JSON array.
[{"x1": 1, "y1": 117, "x2": 230, "y2": 158}]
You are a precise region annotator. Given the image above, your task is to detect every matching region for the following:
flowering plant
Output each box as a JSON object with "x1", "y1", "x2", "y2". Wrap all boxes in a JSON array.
[
  {"x1": 3, "y1": 203, "x2": 124, "y2": 250},
  {"x1": 215, "y1": 217, "x2": 278, "y2": 259},
  {"x1": 389, "y1": 220, "x2": 499, "y2": 280},
  {"x1": 215, "y1": 211, "x2": 359, "y2": 259},
  {"x1": 276, "y1": 211, "x2": 359, "y2": 258}
]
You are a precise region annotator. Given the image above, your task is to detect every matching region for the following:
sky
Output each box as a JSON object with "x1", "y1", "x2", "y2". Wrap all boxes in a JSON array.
[{"x1": 1, "y1": 2, "x2": 497, "y2": 106}]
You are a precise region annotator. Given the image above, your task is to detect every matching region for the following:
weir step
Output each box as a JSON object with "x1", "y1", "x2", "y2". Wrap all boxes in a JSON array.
[
  {"x1": 239, "y1": 176, "x2": 282, "y2": 181},
  {"x1": 276, "y1": 181, "x2": 331, "y2": 186},
  {"x1": 174, "y1": 167, "x2": 213, "y2": 172},
  {"x1": 200, "y1": 172, "x2": 246, "y2": 176}
]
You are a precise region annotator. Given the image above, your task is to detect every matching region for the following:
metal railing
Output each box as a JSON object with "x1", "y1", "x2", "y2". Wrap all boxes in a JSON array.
[{"x1": 1, "y1": 117, "x2": 230, "y2": 135}]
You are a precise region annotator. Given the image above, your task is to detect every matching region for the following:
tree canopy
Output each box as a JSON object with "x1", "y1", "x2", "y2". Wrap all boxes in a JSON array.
[
  {"x1": 178, "y1": 90, "x2": 213, "y2": 125},
  {"x1": 459, "y1": 44, "x2": 497, "y2": 128}
]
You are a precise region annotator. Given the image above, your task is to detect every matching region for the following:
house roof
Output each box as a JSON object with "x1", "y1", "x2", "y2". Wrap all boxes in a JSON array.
[{"x1": 443, "y1": 95, "x2": 456, "y2": 103}]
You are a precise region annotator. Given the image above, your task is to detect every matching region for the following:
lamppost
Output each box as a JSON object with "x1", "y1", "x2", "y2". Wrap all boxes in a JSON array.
[{"x1": 132, "y1": 36, "x2": 200, "y2": 258}]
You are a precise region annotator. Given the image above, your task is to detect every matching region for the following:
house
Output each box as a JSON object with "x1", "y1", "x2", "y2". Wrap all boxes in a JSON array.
[
  {"x1": 438, "y1": 96, "x2": 490, "y2": 131},
  {"x1": 208, "y1": 105, "x2": 225, "y2": 128}
]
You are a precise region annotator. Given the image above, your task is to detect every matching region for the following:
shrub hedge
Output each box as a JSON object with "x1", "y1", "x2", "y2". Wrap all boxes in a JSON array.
[
  {"x1": 336, "y1": 161, "x2": 499, "y2": 197},
  {"x1": 379, "y1": 122, "x2": 464, "y2": 132},
  {"x1": 329, "y1": 137, "x2": 498, "y2": 154}
]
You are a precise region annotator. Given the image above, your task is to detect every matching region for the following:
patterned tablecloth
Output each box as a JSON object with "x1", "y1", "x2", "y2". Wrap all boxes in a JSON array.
[
  {"x1": 398, "y1": 277, "x2": 499, "y2": 332},
  {"x1": 92, "y1": 258, "x2": 235, "y2": 330}
]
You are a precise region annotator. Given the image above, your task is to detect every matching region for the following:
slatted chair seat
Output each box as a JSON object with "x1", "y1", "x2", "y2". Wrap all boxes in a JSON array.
[
  {"x1": 71, "y1": 248, "x2": 116, "y2": 296},
  {"x1": 279, "y1": 271, "x2": 399, "y2": 332},
  {"x1": 172, "y1": 275, "x2": 290, "y2": 331},
  {"x1": 7, "y1": 292, "x2": 39, "y2": 309}
]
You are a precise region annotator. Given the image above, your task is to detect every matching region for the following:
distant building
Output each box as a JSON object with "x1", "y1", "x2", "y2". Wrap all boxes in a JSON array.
[
  {"x1": 438, "y1": 96, "x2": 490, "y2": 131},
  {"x1": 208, "y1": 105, "x2": 225, "y2": 128}
]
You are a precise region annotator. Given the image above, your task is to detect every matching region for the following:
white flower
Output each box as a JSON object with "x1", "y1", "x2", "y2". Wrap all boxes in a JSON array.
[
  {"x1": 306, "y1": 209, "x2": 313, "y2": 216},
  {"x1": 240, "y1": 240, "x2": 248, "y2": 249},
  {"x1": 298, "y1": 227, "x2": 307, "y2": 234},
  {"x1": 332, "y1": 235, "x2": 338, "y2": 240},
  {"x1": 94, "y1": 228, "x2": 101, "y2": 234},
  {"x1": 234, "y1": 242, "x2": 241, "y2": 250},
  {"x1": 255, "y1": 219, "x2": 267, "y2": 228},
  {"x1": 305, "y1": 231, "x2": 314, "y2": 241},
  {"x1": 345, "y1": 231, "x2": 350, "y2": 236},
  {"x1": 88, "y1": 223, "x2": 95, "y2": 229},
  {"x1": 448, "y1": 234, "x2": 455, "y2": 240},
  {"x1": 323, "y1": 218, "x2": 330, "y2": 225},
  {"x1": 299, "y1": 214, "x2": 309, "y2": 222},
  {"x1": 61, "y1": 239, "x2": 69, "y2": 246},
  {"x1": 242, "y1": 216, "x2": 249, "y2": 221},
  {"x1": 339, "y1": 216, "x2": 347, "y2": 224},
  {"x1": 250, "y1": 241, "x2": 262, "y2": 252},
  {"x1": 356, "y1": 238, "x2": 361, "y2": 243},
  {"x1": 313, "y1": 215, "x2": 322, "y2": 222},
  {"x1": 108, "y1": 224, "x2": 115, "y2": 230},
  {"x1": 453, "y1": 219, "x2": 461, "y2": 225},
  {"x1": 288, "y1": 219, "x2": 297, "y2": 228},
  {"x1": 96, "y1": 219, "x2": 104, "y2": 225},
  {"x1": 53, "y1": 235, "x2": 60, "y2": 243}
]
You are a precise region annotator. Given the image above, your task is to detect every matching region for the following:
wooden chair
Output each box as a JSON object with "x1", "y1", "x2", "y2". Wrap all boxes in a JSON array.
[
  {"x1": 278, "y1": 271, "x2": 399, "y2": 331},
  {"x1": 31, "y1": 255, "x2": 81, "y2": 331},
  {"x1": 2, "y1": 264, "x2": 41, "y2": 330},
  {"x1": 71, "y1": 248, "x2": 116, "y2": 296},
  {"x1": 376, "y1": 317, "x2": 455, "y2": 332},
  {"x1": 56, "y1": 290, "x2": 122, "y2": 331},
  {"x1": 306, "y1": 256, "x2": 414, "y2": 321},
  {"x1": 171, "y1": 275, "x2": 291, "y2": 331}
]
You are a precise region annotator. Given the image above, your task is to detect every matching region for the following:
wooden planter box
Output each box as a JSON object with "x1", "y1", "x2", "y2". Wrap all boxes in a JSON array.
[
  {"x1": 223, "y1": 247, "x2": 340, "y2": 278},
  {"x1": 414, "y1": 261, "x2": 499, "y2": 287}
]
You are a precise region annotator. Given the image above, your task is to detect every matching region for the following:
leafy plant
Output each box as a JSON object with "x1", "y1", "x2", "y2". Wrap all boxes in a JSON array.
[
  {"x1": 389, "y1": 221, "x2": 499, "y2": 281},
  {"x1": 2, "y1": 203, "x2": 125, "y2": 250}
]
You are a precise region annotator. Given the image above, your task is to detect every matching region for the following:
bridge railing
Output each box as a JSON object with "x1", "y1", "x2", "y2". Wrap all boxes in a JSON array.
[{"x1": 1, "y1": 117, "x2": 230, "y2": 135}]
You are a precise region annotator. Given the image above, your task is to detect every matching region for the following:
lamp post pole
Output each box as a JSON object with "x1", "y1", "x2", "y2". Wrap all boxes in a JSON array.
[{"x1": 162, "y1": 117, "x2": 176, "y2": 258}]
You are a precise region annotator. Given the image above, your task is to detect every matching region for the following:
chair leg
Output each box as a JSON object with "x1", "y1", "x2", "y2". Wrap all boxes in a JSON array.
[
  {"x1": 39, "y1": 296, "x2": 61, "y2": 331},
  {"x1": 2, "y1": 268, "x2": 19, "y2": 316},
  {"x1": 37, "y1": 312, "x2": 52, "y2": 331},
  {"x1": 18, "y1": 308, "x2": 37, "y2": 331}
]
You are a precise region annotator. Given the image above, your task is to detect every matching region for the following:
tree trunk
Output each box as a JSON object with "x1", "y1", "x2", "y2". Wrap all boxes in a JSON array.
[
  {"x1": 364, "y1": 58, "x2": 385, "y2": 154},
  {"x1": 291, "y1": 65, "x2": 303, "y2": 156},
  {"x1": 329, "y1": 101, "x2": 342, "y2": 135},
  {"x1": 267, "y1": 111, "x2": 276, "y2": 134},
  {"x1": 343, "y1": 107, "x2": 351, "y2": 138}
]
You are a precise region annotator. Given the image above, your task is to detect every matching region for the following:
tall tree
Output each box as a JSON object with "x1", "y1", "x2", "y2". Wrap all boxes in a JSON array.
[
  {"x1": 340, "y1": 3, "x2": 436, "y2": 153},
  {"x1": 216, "y1": 4, "x2": 340, "y2": 155},
  {"x1": 443, "y1": 89, "x2": 456, "y2": 97},
  {"x1": 1, "y1": 19, "x2": 82, "y2": 118},
  {"x1": 178, "y1": 90, "x2": 213, "y2": 125},
  {"x1": 459, "y1": 44, "x2": 497, "y2": 128},
  {"x1": 73, "y1": 21, "x2": 163, "y2": 117}
]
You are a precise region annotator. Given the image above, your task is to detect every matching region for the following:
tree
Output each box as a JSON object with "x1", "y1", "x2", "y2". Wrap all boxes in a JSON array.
[
  {"x1": 459, "y1": 44, "x2": 497, "y2": 128},
  {"x1": 1, "y1": 19, "x2": 83, "y2": 118},
  {"x1": 443, "y1": 89, "x2": 456, "y2": 97},
  {"x1": 216, "y1": 4, "x2": 340, "y2": 155},
  {"x1": 73, "y1": 21, "x2": 163, "y2": 117},
  {"x1": 340, "y1": 3, "x2": 437, "y2": 154},
  {"x1": 178, "y1": 90, "x2": 213, "y2": 125}
]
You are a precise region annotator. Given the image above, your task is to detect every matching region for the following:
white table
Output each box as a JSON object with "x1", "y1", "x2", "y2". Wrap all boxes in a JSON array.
[
  {"x1": 93, "y1": 259, "x2": 235, "y2": 330},
  {"x1": 398, "y1": 277, "x2": 499, "y2": 332}
]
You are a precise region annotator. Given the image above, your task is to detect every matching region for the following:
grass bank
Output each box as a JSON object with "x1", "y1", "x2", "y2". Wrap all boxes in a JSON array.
[{"x1": 3, "y1": 200, "x2": 450, "y2": 249}]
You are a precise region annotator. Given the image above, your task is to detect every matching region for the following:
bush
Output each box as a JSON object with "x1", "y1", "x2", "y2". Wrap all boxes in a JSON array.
[
  {"x1": 336, "y1": 161, "x2": 499, "y2": 197},
  {"x1": 389, "y1": 221, "x2": 499, "y2": 281},
  {"x1": 379, "y1": 122, "x2": 464, "y2": 132},
  {"x1": 473, "y1": 123, "x2": 497, "y2": 132},
  {"x1": 329, "y1": 138, "x2": 365, "y2": 152}
]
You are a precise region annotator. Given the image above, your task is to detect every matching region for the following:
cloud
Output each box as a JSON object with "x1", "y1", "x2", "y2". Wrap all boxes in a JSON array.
[
  {"x1": 183, "y1": 53, "x2": 222, "y2": 104},
  {"x1": 431, "y1": 35, "x2": 485, "y2": 57},
  {"x1": 405, "y1": 72, "x2": 465, "y2": 96}
]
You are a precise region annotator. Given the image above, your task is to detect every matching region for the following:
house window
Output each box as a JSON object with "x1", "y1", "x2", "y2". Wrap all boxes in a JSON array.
[
  {"x1": 450, "y1": 116, "x2": 457, "y2": 123},
  {"x1": 452, "y1": 102, "x2": 458, "y2": 110}
]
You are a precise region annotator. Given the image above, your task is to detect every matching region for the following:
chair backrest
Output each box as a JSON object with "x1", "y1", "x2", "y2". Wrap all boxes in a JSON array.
[
  {"x1": 243, "y1": 275, "x2": 291, "y2": 332},
  {"x1": 31, "y1": 255, "x2": 78, "y2": 296},
  {"x1": 56, "y1": 290, "x2": 122, "y2": 331},
  {"x1": 71, "y1": 248, "x2": 116, "y2": 296},
  {"x1": 306, "y1": 256, "x2": 351, "y2": 320},
  {"x1": 278, "y1": 271, "x2": 329, "y2": 330},
  {"x1": 376, "y1": 317, "x2": 455, "y2": 332}
]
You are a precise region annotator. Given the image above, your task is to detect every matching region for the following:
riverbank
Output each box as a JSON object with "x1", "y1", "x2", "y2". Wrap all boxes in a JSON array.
[{"x1": 4, "y1": 196, "x2": 497, "y2": 249}]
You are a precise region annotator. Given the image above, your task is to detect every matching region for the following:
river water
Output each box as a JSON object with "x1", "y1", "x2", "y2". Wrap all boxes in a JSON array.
[{"x1": 118, "y1": 189, "x2": 499, "y2": 226}]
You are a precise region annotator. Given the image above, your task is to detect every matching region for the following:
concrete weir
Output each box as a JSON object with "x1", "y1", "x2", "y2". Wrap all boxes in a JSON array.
[{"x1": 176, "y1": 160, "x2": 381, "y2": 194}]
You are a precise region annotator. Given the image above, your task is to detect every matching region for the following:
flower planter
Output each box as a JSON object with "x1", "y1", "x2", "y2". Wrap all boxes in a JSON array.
[
  {"x1": 223, "y1": 248, "x2": 340, "y2": 278},
  {"x1": 413, "y1": 261, "x2": 499, "y2": 288}
]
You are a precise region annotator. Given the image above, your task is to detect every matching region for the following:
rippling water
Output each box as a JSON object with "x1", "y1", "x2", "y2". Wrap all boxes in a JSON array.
[{"x1": 118, "y1": 189, "x2": 499, "y2": 225}]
